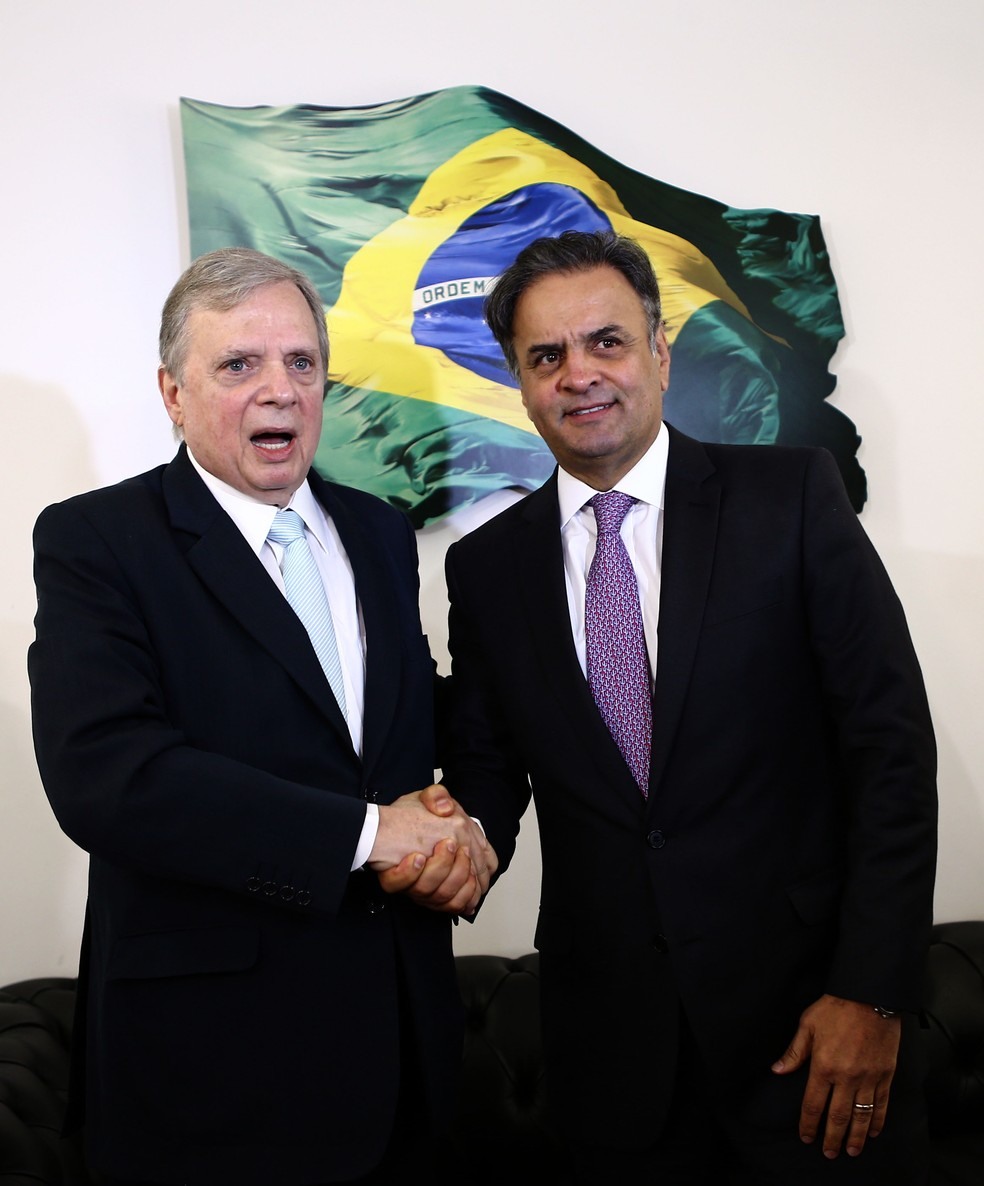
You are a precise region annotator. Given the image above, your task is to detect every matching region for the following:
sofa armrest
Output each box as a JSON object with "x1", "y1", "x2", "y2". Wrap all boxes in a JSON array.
[
  {"x1": 924, "y1": 921, "x2": 984, "y2": 1182},
  {"x1": 0, "y1": 978, "x2": 89, "y2": 1184}
]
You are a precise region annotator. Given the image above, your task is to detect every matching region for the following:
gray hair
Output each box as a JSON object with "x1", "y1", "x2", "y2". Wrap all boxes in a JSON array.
[
  {"x1": 484, "y1": 230, "x2": 663, "y2": 378},
  {"x1": 159, "y1": 247, "x2": 329, "y2": 383}
]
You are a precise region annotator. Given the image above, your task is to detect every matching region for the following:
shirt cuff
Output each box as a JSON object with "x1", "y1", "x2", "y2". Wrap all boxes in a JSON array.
[{"x1": 352, "y1": 803, "x2": 379, "y2": 871}]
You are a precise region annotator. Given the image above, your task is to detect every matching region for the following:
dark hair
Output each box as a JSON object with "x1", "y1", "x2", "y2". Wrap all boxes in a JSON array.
[
  {"x1": 159, "y1": 247, "x2": 328, "y2": 383},
  {"x1": 484, "y1": 230, "x2": 663, "y2": 378}
]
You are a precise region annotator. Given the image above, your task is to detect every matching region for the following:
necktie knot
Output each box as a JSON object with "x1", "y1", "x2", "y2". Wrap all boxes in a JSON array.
[
  {"x1": 267, "y1": 508, "x2": 307, "y2": 547},
  {"x1": 591, "y1": 490, "x2": 635, "y2": 535}
]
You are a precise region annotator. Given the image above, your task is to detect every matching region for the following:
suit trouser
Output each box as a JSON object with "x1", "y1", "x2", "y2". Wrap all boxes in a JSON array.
[{"x1": 568, "y1": 1011, "x2": 930, "y2": 1186}]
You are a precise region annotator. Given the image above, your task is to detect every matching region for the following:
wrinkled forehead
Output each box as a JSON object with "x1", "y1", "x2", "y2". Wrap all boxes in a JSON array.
[{"x1": 186, "y1": 284, "x2": 323, "y2": 353}]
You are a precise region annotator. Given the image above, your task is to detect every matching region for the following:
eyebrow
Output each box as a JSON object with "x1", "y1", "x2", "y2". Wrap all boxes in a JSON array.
[
  {"x1": 523, "y1": 323, "x2": 629, "y2": 361},
  {"x1": 211, "y1": 344, "x2": 318, "y2": 363}
]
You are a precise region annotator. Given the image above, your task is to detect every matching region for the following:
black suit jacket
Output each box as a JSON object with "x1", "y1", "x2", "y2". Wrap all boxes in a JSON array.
[
  {"x1": 443, "y1": 426, "x2": 937, "y2": 1146},
  {"x1": 29, "y1": 447, "x2": 458, "y2": 1184}
]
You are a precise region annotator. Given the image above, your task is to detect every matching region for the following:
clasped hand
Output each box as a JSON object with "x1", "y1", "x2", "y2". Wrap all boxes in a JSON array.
[{"x1": 369, "y1": 784, "x2": 497, "y2": 916}]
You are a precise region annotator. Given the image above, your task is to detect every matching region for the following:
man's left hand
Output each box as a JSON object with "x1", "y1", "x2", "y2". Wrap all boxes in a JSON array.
[
  {"x1": 772, "y1": 993, "x2": 901, "y2": 1159},
  {"x1": 379, "y1": 837, "x2": 485, "y2": 914}
]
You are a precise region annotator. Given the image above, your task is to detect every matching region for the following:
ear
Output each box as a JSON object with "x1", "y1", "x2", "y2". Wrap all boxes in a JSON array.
[
  {"x1": 159, "y1": 366, "x2": 183, "y2": 428},
  {"x1": 654, "y1": 326, "x2": 671, "y2": 393}
]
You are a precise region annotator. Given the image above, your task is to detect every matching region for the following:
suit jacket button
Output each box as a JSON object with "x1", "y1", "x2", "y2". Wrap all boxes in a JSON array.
[
  {"x1": 280, "y1": 884, "x2": 296, "y2": 902},
  {"x1": 295, "y1": 889, "x2": 312, "y2": 907},
  {"x1": 367, "y1": 899, "x2": 387, "y2": 914},
  {"x1": 261, "y1": 880, "x2": 277, "y2": 896},
  {"x1": 246, "y1": 876, "x2": 262, "y2": 893},
  {"x1": 647, "y1": 829, "x2": 666, "y2": 849},
  {"x1": 653, "y1": 932, "x2": 669, "y2": 954}
]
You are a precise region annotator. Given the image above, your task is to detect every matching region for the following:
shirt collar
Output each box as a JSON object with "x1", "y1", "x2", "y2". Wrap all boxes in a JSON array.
[
  {"x1": 556, "y1": 424, "x2": 669, "y2": 529},
  {"x1": 186, "y1": 448, "x2": 325, "y2": 557}
]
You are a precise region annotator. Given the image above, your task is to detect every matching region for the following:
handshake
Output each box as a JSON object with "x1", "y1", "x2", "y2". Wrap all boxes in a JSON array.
[{"x1": 368, "y1": 785, "x2": 498, "y2": 916}]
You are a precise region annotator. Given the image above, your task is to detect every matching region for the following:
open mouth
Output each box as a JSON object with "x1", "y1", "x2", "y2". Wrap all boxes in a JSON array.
[{"x1": 251, "y1": 431, "x2": 294, "y2": 452}]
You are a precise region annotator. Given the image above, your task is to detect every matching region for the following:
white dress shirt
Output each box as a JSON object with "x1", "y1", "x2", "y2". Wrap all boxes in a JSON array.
[
  {"x1": 556, "y1": 426, "x2": 668, "y2": 683},
  {"x1": 187, "y1": 449, "x2": 379, "y2": 867}
]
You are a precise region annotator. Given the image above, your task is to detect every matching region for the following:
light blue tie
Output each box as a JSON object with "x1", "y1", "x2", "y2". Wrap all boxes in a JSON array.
[{"x1": 267, "y1": 509, "x2": 347, "y2": 718}]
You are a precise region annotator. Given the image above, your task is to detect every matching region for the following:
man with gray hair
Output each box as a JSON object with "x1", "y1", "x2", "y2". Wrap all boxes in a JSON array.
[{"x1": 30, "y1": 247, "x2": 492, "y2": 1184}]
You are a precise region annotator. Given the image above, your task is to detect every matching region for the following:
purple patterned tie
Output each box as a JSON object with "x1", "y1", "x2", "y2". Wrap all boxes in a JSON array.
[{"x1": 585, "y1": 491, "x2": 652, "y2": 796}]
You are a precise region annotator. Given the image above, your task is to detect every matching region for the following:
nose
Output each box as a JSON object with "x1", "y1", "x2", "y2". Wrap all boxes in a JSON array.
[
  {"x1": 257, "y1": 361, "x2": 298, "y2": 404},
  {"x1": 559, "y1": 349, "x2": 598, "y2": 393}
]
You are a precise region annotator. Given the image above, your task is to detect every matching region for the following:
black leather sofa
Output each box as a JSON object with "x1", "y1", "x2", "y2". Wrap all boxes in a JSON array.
[{"x1": 2, "y1": 922, "x2": 981, "y2": 1184}]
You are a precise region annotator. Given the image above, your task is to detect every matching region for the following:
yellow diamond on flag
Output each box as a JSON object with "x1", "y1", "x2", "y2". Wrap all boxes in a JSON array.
[{"x1": 327, "y1": 128, "x2": 754, "y2": 436}]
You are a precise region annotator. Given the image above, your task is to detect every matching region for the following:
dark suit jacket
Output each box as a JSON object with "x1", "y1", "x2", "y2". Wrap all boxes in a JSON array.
[
  {"x1": 443, "y1": 426, "x2": 937, "y2": 1148},
  {"x1": 29, "y1": 446, "x2": 458, "y2": 1184}
]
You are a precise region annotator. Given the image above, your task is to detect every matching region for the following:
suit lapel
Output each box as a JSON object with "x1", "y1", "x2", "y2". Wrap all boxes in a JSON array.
[
  {"x1": 648, "y1": 427, "x2": 720, "y2": 800},
  {"x1": 515, "y1": 475, "x2": 646, "y2": 816},
  {"x1": 162, "y1": 449, "x2": 353, "y2": 747}
]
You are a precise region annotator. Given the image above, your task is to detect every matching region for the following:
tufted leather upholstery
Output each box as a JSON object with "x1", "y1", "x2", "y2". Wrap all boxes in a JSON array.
[
  {"x1": 0, "y1": 979, "x2": 86, "y2": 1183},
  {"x1": 453, "y1": 952, "x2": 572, "y2": 1180},
  {"x1": 1, "y1": 923, "x2": 981, "y2": 1183},
  {"x1": 921, "y1": 921, "x2": 984, "y2": 1183}
]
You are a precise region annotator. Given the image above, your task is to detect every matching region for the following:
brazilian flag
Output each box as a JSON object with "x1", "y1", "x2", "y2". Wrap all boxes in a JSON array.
[{"x1": 181, "y1": 86, "x2": 860, "y2": 525}]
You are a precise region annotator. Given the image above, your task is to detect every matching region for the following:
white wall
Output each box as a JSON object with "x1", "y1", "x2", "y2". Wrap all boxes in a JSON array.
[{"x1": 2, "y1": 0, "x2": 982, "y2": 981}]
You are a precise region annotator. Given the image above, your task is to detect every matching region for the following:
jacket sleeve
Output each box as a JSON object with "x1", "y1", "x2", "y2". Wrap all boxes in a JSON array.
[
  {"x1": 802, "y1": 449, "x2": 937, "y2": 1010},
  {"x1": 440, "y1": 540, "x2": 532, "y2": 879},
  {"x1": 29, "y1": 498, "x2": 369, "y2": 916}
]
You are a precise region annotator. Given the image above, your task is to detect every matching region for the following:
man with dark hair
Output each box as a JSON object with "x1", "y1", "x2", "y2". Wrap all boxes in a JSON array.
[
  {"x1": 30, "y1": 247, "x2": 493, "y2": 1184},
  {"x1": 405, "y1": 230, "x2": 937, "y2": 1182}
]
